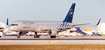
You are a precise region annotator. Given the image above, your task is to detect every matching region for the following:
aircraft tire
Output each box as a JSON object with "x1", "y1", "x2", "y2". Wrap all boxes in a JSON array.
[
  {"x1": 34, "y1": 35, "x2": 39, "y2": 38},
  {"x1": 51, "y1": 36, "x2": 56, "y2": 38},
  {"x1": 17, "y1": 36, "x2": 20, "y2": 38}
]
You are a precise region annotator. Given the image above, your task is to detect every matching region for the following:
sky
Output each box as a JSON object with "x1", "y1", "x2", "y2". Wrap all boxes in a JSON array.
[{"x1": 0, "y1": 0, "x2": 105, "y2": 25}]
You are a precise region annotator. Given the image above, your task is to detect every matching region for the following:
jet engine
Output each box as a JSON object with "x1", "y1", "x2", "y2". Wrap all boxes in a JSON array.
[
  {"x1": 19, "y1": 31, "x2": 28, "y2": 36},
  {"x1": 48, "y1": 29, "x2": 58, "y2": 36}
]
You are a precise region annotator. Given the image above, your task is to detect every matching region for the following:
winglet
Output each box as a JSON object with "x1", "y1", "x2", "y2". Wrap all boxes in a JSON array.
[
  {"x1": 6, "y1": 18, "x2": 9, "y2": 25},
  {"x1": 96, "y1": 18, "x2": 101, "y2": 26},
  {"x1": 63, "y1": 3, "x2": 76, "y2": 23}
]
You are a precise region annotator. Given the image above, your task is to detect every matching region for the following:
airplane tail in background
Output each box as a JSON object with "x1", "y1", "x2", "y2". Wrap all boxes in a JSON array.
[
  {"x1": 6, "y1": 18, "x2": 9, "y2": 25},
  {"x1": 76, "y1": 28, "x2": 86, "y2": 35},
  {"x1": 63, "y1": 3, "x2": 76, "y2": 23},
  {"x1": 85, "y1": 27, "x2": 91, "y2": 31},
  {"x1": 96, "y1": 18, "x2": 101, "y2": 26}
]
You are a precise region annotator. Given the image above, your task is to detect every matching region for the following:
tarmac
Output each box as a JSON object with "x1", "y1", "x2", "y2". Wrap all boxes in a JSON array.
[{"x1": 0, "y1": 36, "x2": 105, "y2": 45}]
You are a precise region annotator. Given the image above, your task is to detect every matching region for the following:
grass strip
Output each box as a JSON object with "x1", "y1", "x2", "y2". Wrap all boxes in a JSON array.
[{"x1": 0, "y1": 44, "x2": 105, "y2": 50}]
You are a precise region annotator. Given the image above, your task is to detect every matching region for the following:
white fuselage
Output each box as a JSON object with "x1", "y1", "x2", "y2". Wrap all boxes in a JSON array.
[{"x1": 10, "y1": 21, "x2": 73, "y2": 32}]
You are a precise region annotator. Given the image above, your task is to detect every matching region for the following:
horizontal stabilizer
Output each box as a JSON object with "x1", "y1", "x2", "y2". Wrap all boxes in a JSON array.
[{"x1": 71, "y1": 23, "x2": 90, "y2": 27}]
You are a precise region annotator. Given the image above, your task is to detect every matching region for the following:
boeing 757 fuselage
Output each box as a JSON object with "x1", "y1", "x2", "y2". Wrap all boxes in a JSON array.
[{"x1": 8, "y1": 3, "x2": 89, "y2": 38}]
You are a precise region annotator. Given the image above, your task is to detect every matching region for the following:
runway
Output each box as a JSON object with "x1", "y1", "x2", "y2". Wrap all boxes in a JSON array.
[{"x1": 1, "y1": 36, "x2": 105, "y2": 45}]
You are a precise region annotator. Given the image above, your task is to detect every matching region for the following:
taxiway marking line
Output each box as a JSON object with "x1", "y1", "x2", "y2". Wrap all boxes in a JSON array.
[{"x1": 35, "y1": 41, "x2": 58, "y2": 45}]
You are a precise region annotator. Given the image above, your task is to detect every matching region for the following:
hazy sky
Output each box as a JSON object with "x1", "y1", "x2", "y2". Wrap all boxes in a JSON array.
[{"x1": 0, "y1": 0, "x2": 105, "y2": 25}]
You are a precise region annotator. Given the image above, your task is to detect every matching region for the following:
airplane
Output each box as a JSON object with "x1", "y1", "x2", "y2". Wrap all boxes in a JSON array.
[
  {"x1": 75, "y1": 20, "x2": 102, "y2": 36},
  {"x1": 7, "y1": 3, "x2": 97, "y2": 38},
  {"x1": 0, "y1": 22, "x2": 6, "y2": 29},
  {"x1": 0, "y1": 22, "x2": 7, "y2": 37}
]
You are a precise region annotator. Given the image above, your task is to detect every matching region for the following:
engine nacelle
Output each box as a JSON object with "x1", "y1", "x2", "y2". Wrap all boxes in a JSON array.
[
  {"x1": 19, "y1": 31, "x2": 28, "y2": 36},
  {"x1": 50, "y1": 29, "x2": 58, "y2": 36}
]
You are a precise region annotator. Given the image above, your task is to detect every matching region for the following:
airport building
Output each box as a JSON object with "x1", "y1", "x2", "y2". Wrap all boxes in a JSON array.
[{"x1": 97, "y1": 23, "x2": 105, "y2": 31}]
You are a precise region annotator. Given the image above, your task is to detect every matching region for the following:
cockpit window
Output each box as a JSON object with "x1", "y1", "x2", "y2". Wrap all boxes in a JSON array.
[{"x1": 11, "y1": 24, "x2": 18, "y2": 26}]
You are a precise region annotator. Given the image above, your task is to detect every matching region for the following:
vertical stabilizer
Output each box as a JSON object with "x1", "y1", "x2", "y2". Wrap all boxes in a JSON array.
[
  {"x1": 6, "y1": 18, "x2": 8, "y2": 25},
  {"x1": 96, "y1": 18, "x2": 101, "y2": 26},
  {"x1": 85, "y1": 27, "x2": 91, "y2": 31},
  {"x1": 76, "y1": 28, "x2": 86, "y2": 35},
  {"x1": 63, "y1": 3, "x2": 76, "y2": 23}
]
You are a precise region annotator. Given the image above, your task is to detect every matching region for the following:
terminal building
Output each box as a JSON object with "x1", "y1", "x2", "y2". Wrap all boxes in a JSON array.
[{"x1": 97, "y1": 23, "x2": 105, "y2": 31}]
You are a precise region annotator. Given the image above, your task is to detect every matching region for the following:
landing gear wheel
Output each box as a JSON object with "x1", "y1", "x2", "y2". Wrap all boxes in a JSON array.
[
  {"x1": 17, "y1": 35, "x2": 20, "y2": 38},
  {"x1": 17, "y1": 31, "x2": 21, "y2": 38},
  {"x1": 34, "y1": 35, "x2": 39, "y2": 38},
  {"x1": 34, "y1": 32, "x2": 39, "y2": 38},
  {"x1": 51, "y1": 36, "x2": 56, "y2": 38}
]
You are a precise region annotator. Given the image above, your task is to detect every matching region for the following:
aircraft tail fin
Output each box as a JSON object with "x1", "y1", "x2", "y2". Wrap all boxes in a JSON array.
[
  {"x1": 6, "y1": 18, "x2": 9, "y2": 25},
  {"x1": 96, "y1": 18, "x2": 101, "y2": 26},
  {"x1": 63, "y1": 3, "x2": 76, "y2": 23},
  {"x1": 85, "y1": 27, "x2": 91, "y2": 31},
  {"x1": 76, "y1": 28, "x2": 86, "y2": 35}
]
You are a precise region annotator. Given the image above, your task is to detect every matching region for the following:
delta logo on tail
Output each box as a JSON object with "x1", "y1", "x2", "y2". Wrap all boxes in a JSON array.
[
  {"x1": 63, "y1": 3, "x2": 75, "y2": 23},
  {"x1": 60, "y1": 3, "x2": 75, "y2": 27}
]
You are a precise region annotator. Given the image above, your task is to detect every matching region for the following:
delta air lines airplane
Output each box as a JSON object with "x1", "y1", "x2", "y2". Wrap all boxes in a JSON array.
[{"x1": 7, "y1": 3, "x2": 92, "y2": 38}]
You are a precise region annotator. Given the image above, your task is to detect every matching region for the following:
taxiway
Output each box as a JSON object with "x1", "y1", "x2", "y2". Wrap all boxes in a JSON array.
[{"x1": 0, "y1": 36, "x2": 105, "y2": 45}]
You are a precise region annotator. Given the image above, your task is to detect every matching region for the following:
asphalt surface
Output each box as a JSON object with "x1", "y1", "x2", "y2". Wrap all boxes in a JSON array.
[{"x1": 0, "y1": 36, "x2": 105, "y2": 45}]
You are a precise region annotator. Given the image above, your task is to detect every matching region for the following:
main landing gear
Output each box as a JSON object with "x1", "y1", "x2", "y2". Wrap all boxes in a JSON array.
[
  {"x1": 50, "y1": 36, "x2": 56, "y2": 38},
  {"x1": 34, "y1": 32, "x2": 39, "y2": 38},
  {"x1": 17, "y1": 31, "x2": 22, "y2": 38},
  {"x1": 34, "y1": 31, "x2": 56, "y2": 38}
]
